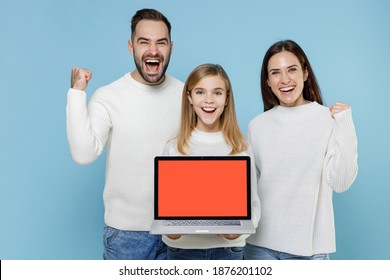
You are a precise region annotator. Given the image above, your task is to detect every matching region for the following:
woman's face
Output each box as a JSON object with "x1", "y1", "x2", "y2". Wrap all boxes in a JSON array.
[
  {"x1": 267, "y1": 51, "x2": 308, "y2": 107},
  {"x1": 188, "y1": 75, "x2": 228, "y2": 133}
]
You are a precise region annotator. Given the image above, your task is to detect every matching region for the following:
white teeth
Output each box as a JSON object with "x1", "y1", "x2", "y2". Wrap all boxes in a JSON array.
[
  {"x1": 146, "y1": 59, "x2": 159, "y2": 63},
  {"x1": 202, "y1": 107, "x2": 216, "y2": 112},
  {"x1": 280, "y1": 86, "x2": 294, "y2": 92}
]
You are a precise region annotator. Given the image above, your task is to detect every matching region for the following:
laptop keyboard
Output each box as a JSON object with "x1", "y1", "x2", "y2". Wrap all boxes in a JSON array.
[{"x1": 164, "y1": 220, "x2": 241, "y2": 226}]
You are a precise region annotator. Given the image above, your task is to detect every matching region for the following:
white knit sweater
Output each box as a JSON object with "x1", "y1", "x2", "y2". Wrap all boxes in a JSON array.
[
  {"x1": 161, "y1": 129, "x2": 261, "y2": 249},
  {"x1": 246, "y1": 102, "x2": 358, "y2": 256},
  {"x1": 66, "y1": 73, "x2": 183, "y2": 230}
]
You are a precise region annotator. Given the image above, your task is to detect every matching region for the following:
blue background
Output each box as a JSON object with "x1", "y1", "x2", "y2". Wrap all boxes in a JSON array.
[{"x1": 1, "y1": 0, "x2": 389, "y2": 260}]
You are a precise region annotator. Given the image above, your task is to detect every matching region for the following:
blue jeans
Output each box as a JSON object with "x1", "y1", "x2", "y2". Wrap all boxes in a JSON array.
[
  {"x1": 167, "y1": 246, "x2": 244, "y2": 260},
  {"x1": 244, "y1": 243, "x2": 329, "y2": 260},
  {"x1": 103, "y1": 225, "x2": 167, "y2": 260}
]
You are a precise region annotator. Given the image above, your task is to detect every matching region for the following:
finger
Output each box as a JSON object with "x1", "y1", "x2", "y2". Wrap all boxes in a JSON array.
[
  {"x1": 84, "y1": 71, "x2": 92, "y2": 81},
  {"x1": 70, "y1": 67, "x2": 92, "y2": 89},
  {"x1": 78, "y1": 68, "x2": 92, "y2": 81},
  {"x1": 335, "y1": 102, "x2": 349, "y2": 107},
  {"x1": 72, "y1": 67, "x2": 83, "y2": 79},
  {"x1": 73, "y1": 68, "x2": 90, "y2": 79},
  {"x1": 330, "y1": 103, "x2": 351, "y2": 118},
  {"x1": 331, "y1": 106, "x2": 348, "y2": 114},
  {"x1": 220, "y1": 234, "x2": 240, "y2": 240},
  {"x1": 167, "y1": 234, "x2": 181, "y2": 239},
  {"x1": 333, "y1": 102, "x2": 350, "y2": 110},
  {"x1": 71, "y1": 68, "x2": 80, "y2": 87}
]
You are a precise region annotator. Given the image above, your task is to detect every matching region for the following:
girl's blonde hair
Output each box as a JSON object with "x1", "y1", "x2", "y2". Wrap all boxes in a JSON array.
[{"x1": 177, "y1": 64, "x2": 247, "y2": 155}]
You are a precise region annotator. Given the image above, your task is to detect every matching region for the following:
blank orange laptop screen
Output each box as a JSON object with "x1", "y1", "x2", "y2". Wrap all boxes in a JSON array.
[{"x1": 156, "y1": 158, "x2": 249, "y2": 218}]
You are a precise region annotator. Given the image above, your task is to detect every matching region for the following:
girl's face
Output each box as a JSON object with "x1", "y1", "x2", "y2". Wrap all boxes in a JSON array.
[
  {"x1": 267, "y1": 51, "x2": 308, "y2": 107},
  {"x1": 188, "y1": 75, "x2": 228, "y2": 133}
]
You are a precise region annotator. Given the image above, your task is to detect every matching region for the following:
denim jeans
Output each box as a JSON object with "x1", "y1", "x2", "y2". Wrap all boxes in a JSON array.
[
  {"x1": 167, "y1": 246, "x2": 244, "y2": 260},
  {"x1": 244, "y1": 243, "x2": 329, "y2": 260},
  {"x1": 103, "y1": 225, "x2": 167, "y2": 260}
]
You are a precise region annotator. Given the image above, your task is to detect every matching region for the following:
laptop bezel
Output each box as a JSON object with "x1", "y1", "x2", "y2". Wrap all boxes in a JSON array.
[{"x1": 154, "y1": 156, "x2": 251, "y2": 220}]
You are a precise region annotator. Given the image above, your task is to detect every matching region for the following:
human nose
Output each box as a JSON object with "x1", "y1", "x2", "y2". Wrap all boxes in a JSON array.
[
  {"x1": 281, "y1": 71, "x2": 290, "y2": 84},
  {"x1": 204, "y1": 92, "x2": 214, "y2": 103},
  {"x1": 148, "y1": 42, "x2": 158, "y2": 55}
]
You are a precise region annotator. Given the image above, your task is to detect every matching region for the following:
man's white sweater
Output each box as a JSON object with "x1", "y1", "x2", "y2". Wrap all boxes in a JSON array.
[
  {"x1": 246, "y1": 102, "x2": 358, "y2": 256},
  {"x1": 66, "y1": 73, "x2": 183, "y2": 230}
]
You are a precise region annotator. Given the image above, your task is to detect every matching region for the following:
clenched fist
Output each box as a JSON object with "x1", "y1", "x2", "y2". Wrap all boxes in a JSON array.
[
  {"x1": 71, "y1": 67, "x2": 92, "y2": 91},
  {"x1": 329, "y1": 102, "x2": 350, "y2": 119}
]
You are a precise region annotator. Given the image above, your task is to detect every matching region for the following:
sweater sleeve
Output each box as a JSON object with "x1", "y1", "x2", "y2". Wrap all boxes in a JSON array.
[
  {"x1": 66, "y1": 88, "x2": 112, "y2": 165},
  {"x1": 324, "y1": 109, "x2": 358, "y2": 192},
  {"x1": 247, "y1": 144, "x2": 261, "y2": 229},
  {"x1": 246, "y1": 126, "x2": 261, "y2": 180}
]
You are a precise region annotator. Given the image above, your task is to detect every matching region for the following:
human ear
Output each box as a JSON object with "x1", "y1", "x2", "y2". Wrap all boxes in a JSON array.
[
  {"x1": 304, "y1": 68, "x2": 309, "y2": 81},
  {"x1": 128, "y1": 40, "x2": 134, "y2": 55},
  {"x1": 187, "y1": 92, "x2": 193, "y2": 105}
]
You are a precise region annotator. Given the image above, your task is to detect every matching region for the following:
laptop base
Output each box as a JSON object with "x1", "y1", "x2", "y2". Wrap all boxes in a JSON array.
[{"x1": 149, "y1": 220, "x2": 255, "y2": 235}]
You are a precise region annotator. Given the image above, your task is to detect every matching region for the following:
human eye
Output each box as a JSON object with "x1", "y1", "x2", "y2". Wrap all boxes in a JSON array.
[
  {"x1": 138, "y1": 39, "x2": 149, "y2": 45},
  {"x1": 288, "y1": 67, "x2": 298, "y2": 73},
  {"x1": 195, "y1": 91, "x2": 204, "y2": 95},
  {"x1": 270, "y1": 70, "x2": 280, "y2": 76},
  {"x1": 157, "y1": 40, "x2": 168, "y2": 46}
]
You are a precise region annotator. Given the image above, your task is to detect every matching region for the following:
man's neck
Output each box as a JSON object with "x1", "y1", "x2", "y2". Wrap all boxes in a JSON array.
[{"x1": 130, "y1": 71, "x2": 165, "y2": 86}]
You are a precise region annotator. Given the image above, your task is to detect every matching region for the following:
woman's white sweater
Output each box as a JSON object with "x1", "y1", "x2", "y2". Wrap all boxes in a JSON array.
[{"x1": 246, "y1": 102, "x2": 358, "y2": 256}]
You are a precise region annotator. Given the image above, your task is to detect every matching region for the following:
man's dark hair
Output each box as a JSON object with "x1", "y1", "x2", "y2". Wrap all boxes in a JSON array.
[{"x1": 131, "y1": 8, "x2": 171, "y2": 40}]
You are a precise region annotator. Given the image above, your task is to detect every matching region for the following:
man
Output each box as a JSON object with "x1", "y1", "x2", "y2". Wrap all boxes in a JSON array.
[{"x1": 67, "y1": 9, "x2": 183, "y2": 260}]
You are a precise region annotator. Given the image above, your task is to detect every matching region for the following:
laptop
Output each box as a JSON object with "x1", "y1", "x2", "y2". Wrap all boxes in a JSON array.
[{"x1": 149, "y1": 156, "x2": 255, "y2": 234}]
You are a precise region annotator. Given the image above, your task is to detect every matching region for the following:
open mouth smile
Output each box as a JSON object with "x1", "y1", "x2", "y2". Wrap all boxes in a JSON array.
[
  {"x1": 144, "y1": 58, "x2": 162, "y2": 73},
  {"x1": 202, "y1": 107, "x2": 216, "y2": 113},
  {"x1": 279, "y1": 86, "x2": 295, "y2": 94}
]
